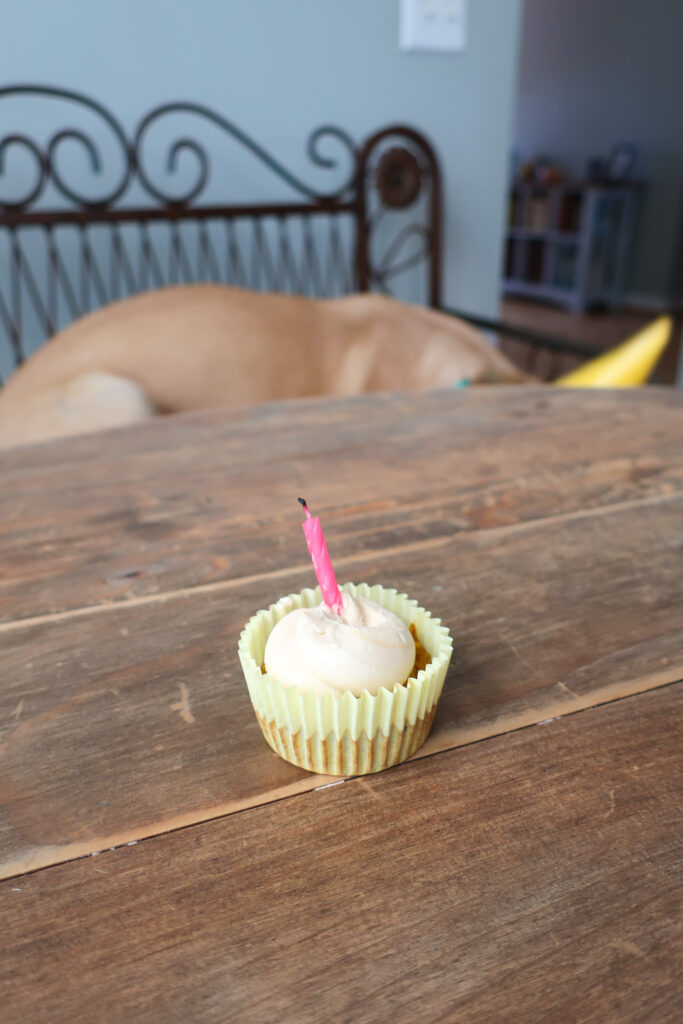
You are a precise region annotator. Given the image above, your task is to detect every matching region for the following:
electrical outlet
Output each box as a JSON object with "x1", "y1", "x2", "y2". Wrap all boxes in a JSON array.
[{"x1": 400, "y1": 0, "x2": 468, "y2": 53}]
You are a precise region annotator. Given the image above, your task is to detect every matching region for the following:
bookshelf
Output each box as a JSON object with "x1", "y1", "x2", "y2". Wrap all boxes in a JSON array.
[{"x1": 502, "y1": 182, "x2": 642, "y2": 312}]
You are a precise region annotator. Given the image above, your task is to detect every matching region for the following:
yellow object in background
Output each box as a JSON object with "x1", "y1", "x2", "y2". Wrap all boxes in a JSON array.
[{"x1": 555, "y1": 316, "x2": 672, "y2": 388}]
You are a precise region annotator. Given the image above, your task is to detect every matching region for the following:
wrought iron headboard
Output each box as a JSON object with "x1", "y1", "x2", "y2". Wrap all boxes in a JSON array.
[{"x1": 0, "y1": 85, "x2": 441, "y2": 383}]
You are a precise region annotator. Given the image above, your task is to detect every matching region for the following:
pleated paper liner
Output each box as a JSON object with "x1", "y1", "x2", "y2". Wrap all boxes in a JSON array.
[{"x1": 238, "y1": 582, "x2": 453, "y2": 775}]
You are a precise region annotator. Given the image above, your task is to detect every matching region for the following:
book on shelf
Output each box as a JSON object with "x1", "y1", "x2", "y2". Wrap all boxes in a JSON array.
[{"x1": 526, "y1": 197, "x2": 550, "y2": 232}]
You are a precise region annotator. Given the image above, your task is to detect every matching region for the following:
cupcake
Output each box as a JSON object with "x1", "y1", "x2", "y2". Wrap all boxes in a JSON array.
[{"x1": 238, "y1": 502, "x2": 452, "y2": 775}]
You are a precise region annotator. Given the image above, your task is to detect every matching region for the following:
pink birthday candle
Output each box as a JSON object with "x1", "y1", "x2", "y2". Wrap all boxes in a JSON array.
[{"x1": 298, "y1": 498, "x2": 343, "y2": 615}]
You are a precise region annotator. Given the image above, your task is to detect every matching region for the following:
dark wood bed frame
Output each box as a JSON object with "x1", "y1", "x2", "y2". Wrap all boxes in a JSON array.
[{"x1": 0, "y1": 85, "x2": 593, "y2": 386}]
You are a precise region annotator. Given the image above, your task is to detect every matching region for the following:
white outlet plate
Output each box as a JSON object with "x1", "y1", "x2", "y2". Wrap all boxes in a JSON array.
[{"x1": 400, "y1": 0, "x2": 468, "y2": 53}]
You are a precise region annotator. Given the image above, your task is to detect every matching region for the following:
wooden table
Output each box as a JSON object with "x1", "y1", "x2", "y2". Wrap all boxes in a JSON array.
[{"x1": 1, "y1": 388, "x2": 681, "y2": 1023}]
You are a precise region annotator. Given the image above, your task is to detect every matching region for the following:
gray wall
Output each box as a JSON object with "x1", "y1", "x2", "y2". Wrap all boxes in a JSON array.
[
  {"x1": 1, "y1": 0, "x2": 522, "y2": 341},
  {"x1": 515, "y1": 0, "x2": 683, "y2": 307}
]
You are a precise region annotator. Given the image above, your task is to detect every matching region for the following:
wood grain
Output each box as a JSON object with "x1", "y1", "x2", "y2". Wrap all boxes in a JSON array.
[
  {"x1": 2, "y1": 494, "x2": 681, "y2": 877},
  {"x1": 1, "y1": 388, "x2": 681, "y2": 623},
  {"x1": 2, "y1": 685, "x2": 681, "y2": 1024}
]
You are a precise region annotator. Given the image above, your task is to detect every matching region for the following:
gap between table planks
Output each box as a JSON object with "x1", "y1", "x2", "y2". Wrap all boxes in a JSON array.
[
  {"x1": 1, "y1": 492, "x2": 681, "y2": 879},
  {"x1": 2, "y1": 685, "x2": 681, "y2": 1024},
  {"x1": 1, "y1": 388, "x2": 682, "y2": 623}
]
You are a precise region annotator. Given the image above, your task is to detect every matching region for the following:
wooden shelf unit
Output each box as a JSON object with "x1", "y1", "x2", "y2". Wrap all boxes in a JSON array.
[{"x1": 503, "y1": 182, "x2": 642, "y2": 312}]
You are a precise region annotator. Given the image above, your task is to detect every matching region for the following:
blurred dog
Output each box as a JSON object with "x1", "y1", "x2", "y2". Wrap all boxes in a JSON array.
[{"x1": 0, "y1": 284, "x2": 527, "y2": 449}]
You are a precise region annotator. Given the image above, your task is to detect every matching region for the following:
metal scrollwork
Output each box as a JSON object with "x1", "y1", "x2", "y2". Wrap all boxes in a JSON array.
[
  {"x1": 0, "y1": 133, "x2": 46, "y2": 209},
  {"x1": 372, "y1": 216, "x2": 432, "y2": 283},
  {"x1": 305, "y1": 124, "x2": 357, "y2": 195},
  {"x1": 0, "y1": 87, "x2": 358, "y2": 211},
  {"x1": 0, "y1": 86, "x2": 442, "y2": 379},
  {"x1": 375, "y1": 146, "x2": 422, "y2": 209},
  {"x1": 357, "y1": 126, "x2": 441, "y2": 306},
  {"x1": 0, "y1": 85, "x2": 132, "y2": 208},
  {"x1": 133, "y1": 103, "x2": 357, "y2": 206}
]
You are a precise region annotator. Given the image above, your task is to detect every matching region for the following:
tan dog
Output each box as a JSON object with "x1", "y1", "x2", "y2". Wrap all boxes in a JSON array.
[{"x1": 0, "y1": 285, "x2": 526, "y2": 449}]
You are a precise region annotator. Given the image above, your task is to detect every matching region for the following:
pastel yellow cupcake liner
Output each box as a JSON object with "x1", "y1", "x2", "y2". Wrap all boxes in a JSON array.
[{"x1": 238, "y1": 582, "x2": 453, "y2": 776}]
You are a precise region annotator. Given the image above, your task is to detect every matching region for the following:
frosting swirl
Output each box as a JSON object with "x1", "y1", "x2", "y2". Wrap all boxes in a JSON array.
[{"x1": 264, "y1": 591, "x2": 415, "y2": 697}]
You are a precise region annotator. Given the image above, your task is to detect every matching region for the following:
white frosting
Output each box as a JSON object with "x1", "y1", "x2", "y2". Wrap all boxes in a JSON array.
[{"x1": 264, "y1": 592, "x2": 415, "y2": 698}]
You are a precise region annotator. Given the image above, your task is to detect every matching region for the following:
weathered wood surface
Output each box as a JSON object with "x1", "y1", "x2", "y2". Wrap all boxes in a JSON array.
[
  {"x1": 1, "y1": 388, "x2": 681, "y2": 623},
  {"x1": 2, "y1": 388, "x2": 682, "y2": 1019},
  {"x1": 2, "y1": 493, "x2": 681, "y2": 877},
  {"x1": 2, "y1": 686, "x2": 681, "y2": 1024}
]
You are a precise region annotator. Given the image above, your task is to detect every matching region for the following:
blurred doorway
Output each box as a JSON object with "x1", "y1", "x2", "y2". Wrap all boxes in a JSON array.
[{"x1": 500, "y1": 0, "x2": 683, "y2": 383}]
